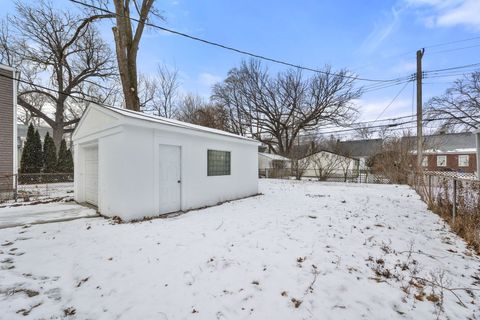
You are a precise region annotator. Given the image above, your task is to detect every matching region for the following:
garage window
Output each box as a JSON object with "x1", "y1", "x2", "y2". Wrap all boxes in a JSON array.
[{"x1": 208, "y1": 150, "x2": 231, "y2": 176}]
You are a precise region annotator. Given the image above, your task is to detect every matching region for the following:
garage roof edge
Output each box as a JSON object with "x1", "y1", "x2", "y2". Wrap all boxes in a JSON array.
[{"x1": 88, "y1": 104, "x2": 258, "y2": 144}]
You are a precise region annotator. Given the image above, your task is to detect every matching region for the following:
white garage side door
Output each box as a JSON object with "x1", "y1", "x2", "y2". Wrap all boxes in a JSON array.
[
  {"x1": 158, "y1": 144, "x2": 181, "y2": 214},
  {"x1": 84, "y1": 146, "x2": 99, "y2": 206}
]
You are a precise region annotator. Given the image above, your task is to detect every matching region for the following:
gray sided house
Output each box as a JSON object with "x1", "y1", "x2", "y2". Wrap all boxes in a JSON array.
[
  {"x1": 0, "y1": 64, "x2": 19, "y2": 192},
  {"x1": 336, "y1": 139, "x2": 383, "y2": 170}
]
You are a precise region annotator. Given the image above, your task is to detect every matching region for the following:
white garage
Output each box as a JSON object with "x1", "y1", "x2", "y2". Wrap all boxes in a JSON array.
[{"x1": 72, "y1": 104, "x2": 259, "y2": 221}]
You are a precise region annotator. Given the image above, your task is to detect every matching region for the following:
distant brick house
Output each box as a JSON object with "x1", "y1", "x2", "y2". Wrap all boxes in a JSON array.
[
  {"x1": 336, "y1": 132, "x2": 477, "y2": 175},
  {"x1": 416, "y1": 133, "x2": 477, "y2": 173},
  {"x1": 0, "y1": 64, "x2": 19, "y2": 193}
]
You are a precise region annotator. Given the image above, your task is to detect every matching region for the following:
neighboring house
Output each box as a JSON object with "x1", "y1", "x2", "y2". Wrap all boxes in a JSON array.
[
  {"x1": 301, "y1": 150, "x2": 359, "y2": 179},
  {"x1": 409, "y1": 132, "x2": 478, "y2": 173},
  {"x1": 73, "y1": 104, "x2": 259, "y2": 221},
  {"x1": 336, "y1": 138, "x2": 383, "y2": 170},
  {"x1": 258, "y1": 152, "x2": 291, "y2": 178},
  {"x1": 0, "y1": 64, "x2": 19, "y2": 193},
  {"x1": 258, "y1": 152, "x2": 291, "y2": 169}
]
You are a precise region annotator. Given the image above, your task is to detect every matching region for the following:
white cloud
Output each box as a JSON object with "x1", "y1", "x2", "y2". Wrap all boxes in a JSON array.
[
  {"x1": 406, "y1": 0, "x2": 480, "y2": 30},
  {"x1": 390, "y1": 61, "x2": 417, "y2": 74},
  {"x1": 360, "y1": 6, "x2": 405, "y2": 53},
  {"x1": 198, "y1": 72, "x2": 222, "y2": 87},
  {"x1": 356, "y1": 98, "x2": 413, "y2": 121}
]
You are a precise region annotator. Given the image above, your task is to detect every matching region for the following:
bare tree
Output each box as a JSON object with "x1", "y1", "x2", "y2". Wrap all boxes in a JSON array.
[
  {"x1": 371, "y1": 134, "x2": 416, "y2": 184},
  {"x1": 151, "y1": 64, "x2": 180, "y2": 118},
  {"x1": 426, "y1": 71, "x2": 480, "y2": 131},
  {"x1": 313, "y1": 138, "x2": 357, "y2": 181},
  {"x1": 82, "y1": 0, "x2": 162, "y2": 111},
  {"x1": 312, "y1": 151, "x2": 343, "y2": 181},
  {"x1": 177, "y1": 94, "x2": 231, "y2": 131},
  {"x1": 289, "y1": 140, "x2": 317, "y2": 180},
  {"x1": 212, "y1": 59, "x2": 361, "y2": 157},
  {"x1": 138, "y1": 73, "x2": 157, "y2": 111},
  {"x1": 355, "y1": 124, "x2": 374, "y2": 139},
  {"x1": 0, "y1": 1, "x2": 116, "y2": 148}
]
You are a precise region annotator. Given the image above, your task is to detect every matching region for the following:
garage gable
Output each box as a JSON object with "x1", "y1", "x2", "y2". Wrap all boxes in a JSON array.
[{"x1": 73, "y1": 105, "x2": 121, "y2": 140}]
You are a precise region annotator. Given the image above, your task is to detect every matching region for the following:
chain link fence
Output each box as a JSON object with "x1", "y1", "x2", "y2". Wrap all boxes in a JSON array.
[
  {"x1": 259, "y1": 168, "x2": 391, "y2": 184},
  {"x1": 408, "y1": 171, "x2": 480, "y2": 252},
  {"x1": 0, "y1": 173, "x2": 74, "y2": 204}
]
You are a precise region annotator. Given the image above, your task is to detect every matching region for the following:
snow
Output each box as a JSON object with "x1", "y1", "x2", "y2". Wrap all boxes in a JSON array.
[
  {"x1": 0, "y1": 202, "x2": 97, "y2": 229},
  {"x1": 258, "y1": 152, "x2": 290, "y2": 161},
  {"x1": 421, "y1": 148, "x2": 476, "y2": 154},
  {"x1": 101, "y1": 104, "x2": 256, "y2": 143},
  {"x1": 0, "y1": 180, "x2": 479, "y2": 319}
]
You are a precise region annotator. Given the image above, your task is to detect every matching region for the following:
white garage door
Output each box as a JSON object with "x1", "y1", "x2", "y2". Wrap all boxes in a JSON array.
[{"x1": 84, "y1": 146, "x2": 98, "y2": 206}]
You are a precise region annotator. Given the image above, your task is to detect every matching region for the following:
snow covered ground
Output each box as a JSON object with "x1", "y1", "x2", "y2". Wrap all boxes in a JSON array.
[{"x1": 0, "y1": 180, "x2": 479, "y2": 319}]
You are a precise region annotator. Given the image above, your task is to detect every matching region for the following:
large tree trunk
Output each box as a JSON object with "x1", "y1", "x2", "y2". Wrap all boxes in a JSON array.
[
  {"x1": 111, "y1": 0, "x2": 154, "y2": 112},
  {"x1": 52, "y1": 125, "x2": 64, "y2": 152}
]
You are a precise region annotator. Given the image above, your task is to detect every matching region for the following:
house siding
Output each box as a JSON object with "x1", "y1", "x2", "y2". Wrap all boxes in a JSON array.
[
  {"x1": 423, "y1": 153, "x2": 477, "y2": 173},
  {"x1": 0, "y1": 67, "x2": 14, "y2": 188}
]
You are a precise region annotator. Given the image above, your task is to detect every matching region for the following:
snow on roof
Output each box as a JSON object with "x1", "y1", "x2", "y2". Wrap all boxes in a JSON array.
[
  {"x1": 258, "y1": 152, "x2": 290, "y2": 161},
  {"x1": 98, "y1": 105, "x2": 257, "y2": 143},
  {"x1": 423, "y1": 148, "x2": 477, "y2": 154}
]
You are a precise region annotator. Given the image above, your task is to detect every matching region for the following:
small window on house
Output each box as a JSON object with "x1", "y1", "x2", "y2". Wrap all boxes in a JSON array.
[
  {"x1": 436, "y1": 155, "x2": 447, "y2": 167},
  {"x1": 207, "y1": 150, "x2": 231, "y2": 176},
  {"x1": 458, "y1": 155, "x2": 469, "y2": 167},
  {"x1": 422, "y1": 156, "x2": 428, "y2": 167}
]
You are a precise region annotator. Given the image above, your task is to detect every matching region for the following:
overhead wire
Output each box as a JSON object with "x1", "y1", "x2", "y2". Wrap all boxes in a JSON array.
[{"x1": 68, "y1": 0, "x2": 408, "y2": 83}]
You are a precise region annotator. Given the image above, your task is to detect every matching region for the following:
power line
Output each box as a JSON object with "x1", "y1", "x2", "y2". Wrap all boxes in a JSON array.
[
  {"x1": 3, "y1": 72, "x2": 477, "y2": 141},
  {"x1": 373, "y1": 80, "x2": 413, "y2": 121},
  {"x1": 428, "y1": 43, "x2": 480, "y2": 55},
  {"x1": 0, "y1": 71, "x2": 115, "y2": 109},
  {"x1": 298, "y1": 115, "x2": 476, "y2": 138},
  {"x1": 68, "y1": 0, "x2": 407, "y2": 83},
  {"x1": 424, "y1": 62, "x2": 480, "y2": 74},
  {"x1": 424, "y1": 36, "x2": 480, "y2": 49}
]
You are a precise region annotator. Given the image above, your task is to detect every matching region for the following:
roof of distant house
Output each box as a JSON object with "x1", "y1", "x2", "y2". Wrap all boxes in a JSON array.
[
  {"x1": 336, "y1": 139, "x2": 383, "y2": 158},
  {"x1": 258, "y1": 152, "x2": 290, "y2": 161},
  {"x1": 404, "y1": 132, "x2": 476, "y2": 153}
]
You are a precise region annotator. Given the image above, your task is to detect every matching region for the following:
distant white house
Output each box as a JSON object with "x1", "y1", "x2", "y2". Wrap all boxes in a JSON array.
[
  {"x1": 301, "y1": 150, "x2": 359, "y2": 180},
  {"x1": 258, "y1": 152, "x2": 291, "y2": 178},
  {"x1": 258, "y1": 152, "x2": 290, "y2": 169},
  {"x1": 72, "y1": 104, "x2": 259, "y2": 221}
]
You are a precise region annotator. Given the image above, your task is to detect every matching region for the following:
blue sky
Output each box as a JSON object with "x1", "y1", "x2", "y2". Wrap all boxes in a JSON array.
[{"x1": 2, "y1": 0, "x2": 480, "y2": 122}]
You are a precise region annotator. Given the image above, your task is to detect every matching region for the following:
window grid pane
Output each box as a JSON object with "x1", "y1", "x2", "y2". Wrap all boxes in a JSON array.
[
  {"x1": 458, "y1": 155, "x2": 469, "y2": 167},
  {"x1": 208, "y1": 150, "x2": 231, "y2": 176}
]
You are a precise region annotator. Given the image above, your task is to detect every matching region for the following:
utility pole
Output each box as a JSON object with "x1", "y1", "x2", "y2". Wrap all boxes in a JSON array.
[{"x1": 416, "y1": 48, "x2": 425, "y2": 169}]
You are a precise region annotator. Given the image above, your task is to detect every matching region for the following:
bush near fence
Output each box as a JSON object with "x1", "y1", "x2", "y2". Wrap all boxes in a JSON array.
[{"x1": 409, "y1": 172, "x2": 480, "y2": 253}]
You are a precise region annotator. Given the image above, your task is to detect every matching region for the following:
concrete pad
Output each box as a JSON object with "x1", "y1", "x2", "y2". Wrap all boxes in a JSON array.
[{"x1": 0, "y1": 202, "x2": 98, "y2": 229}]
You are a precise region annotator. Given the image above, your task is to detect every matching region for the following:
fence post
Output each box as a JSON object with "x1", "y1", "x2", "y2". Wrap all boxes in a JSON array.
[
  {"x1": 428, "y1": 174, "x2": 432, "y2": 199},
  {"x1": 452, "y1": 179, "x2": 457, "y2": 224},
  {"x1": 14, "y1": 174, "x2": 18, "y2": 202}
]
